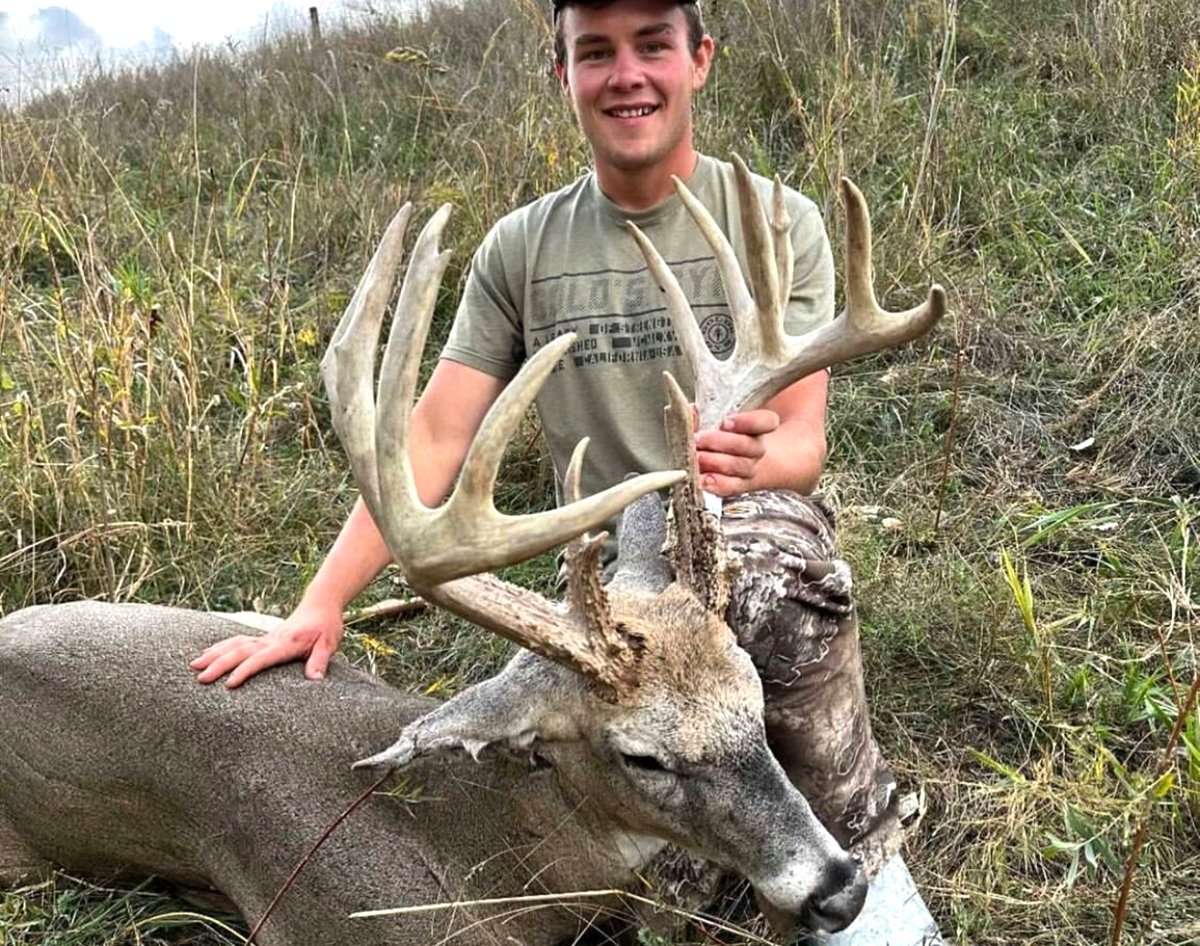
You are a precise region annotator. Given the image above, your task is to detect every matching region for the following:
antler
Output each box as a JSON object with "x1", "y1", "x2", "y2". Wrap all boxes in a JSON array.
[
  {"x1": 660, "y1": 371, "x2": 729, "y2": 615},
  {"x1": 321, "y1": 205, "x2": 683, "y2": 700},
  {"x1": 625, "y1": 155, "x2": 946, "y2": 430},
  {"x1": 626, "y1": 157, "x2": 946, "y2": 609}
]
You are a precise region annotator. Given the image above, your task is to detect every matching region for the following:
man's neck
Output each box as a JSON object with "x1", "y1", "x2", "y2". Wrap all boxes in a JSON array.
[{"x1": 595, "y1": 148, "x2": 700, "y2": 212}]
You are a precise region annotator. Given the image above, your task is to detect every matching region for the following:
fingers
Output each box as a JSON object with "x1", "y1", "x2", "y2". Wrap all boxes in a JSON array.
[
  {"x1": 693, "y1": 409, "x2": 778, "y2": 457},
  {"x1": 191, "y1": 633, "x2": 303, "y2": 688},
  {"x1": 690, "y1": 408, "x2": 778, "y2": 497},
  {"x1": 305, "y1": 637, "x2": 337, "y2": 681},
  {"x1": 697, "y1": 448, "x2": 756, "y2": 480},
  {"x1": 693, "y1": 429, "x2": 767, "y2": 460},
  {"x1": 698, "y1": 472, "x2": 747, "y2": 497},
  {"x1": 194, "y1": 641, "x2": 265, "y2": 686},
  {"x1": 224, "y1": 643, "x2": 300, "y2": 690},
  {"x1": 718, "y1": 409, "x2": 779, "y2": 437},
  {"x1": 190, "y1": 636, "x2": 255, "y2": 678}
]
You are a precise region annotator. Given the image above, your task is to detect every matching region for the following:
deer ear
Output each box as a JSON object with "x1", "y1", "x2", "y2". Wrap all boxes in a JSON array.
[
  {"x1": 609, "y1": 489, "x2": 672, "y2": 595},
  {"x1": 353, "y1": 651, "x2": 588, "y2": 770}
]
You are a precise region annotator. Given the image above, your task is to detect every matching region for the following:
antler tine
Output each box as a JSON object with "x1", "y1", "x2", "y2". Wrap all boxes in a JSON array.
[
  {"x1": 723, "y1": 178, "x2": 945, "y2": 410},
  {"x1": 670, "y1": 177, "x2": 756, "y2": 334},
  {"x1": 625, "y1": 221, "x2": 705, "y2": 390},
  {"x1": 717, "y1": 179, "x2": 945, "y2": 413},
  {"x1": 456, "y1": 334, "x2": 572, "y2": 506},
  {"x1": 662, "y1": 371, "x2": 729, "y2": 614},
  {"x1": 322, "y1": 203, "x2": 418, "y2": 526},
  {"x1": 400, "y1": 331, "x2": 683, "y2": 587},
  {"x1": 371, "y1": 205, "x2": 456, "y2": 566},
  {"x1": 771, "y1": 175, "x2": 794, "y2": 314},
  {"x1": 627, "y1": 169, "x2": 946, "y2": 430},
  {"x1": 563, "y1": 437, "x2": 588, "y2": 505},
  {"x1": 559, "y1": 439, "x2": 633, "y2": 665},
  {"x1": 731, "y1": 154, "x2": 787, "y2": 359},
  {"x1": 840, "y1": 177, "x2": 946, "y2": 340}
]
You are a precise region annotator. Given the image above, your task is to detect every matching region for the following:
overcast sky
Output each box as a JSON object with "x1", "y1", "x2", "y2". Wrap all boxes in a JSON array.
[
  {"x1": 0, "y1": 1, "x2": 352, "y2": 49},
  {"x1": 0, "y1": 1, "x2": 383, "y2": 97}
]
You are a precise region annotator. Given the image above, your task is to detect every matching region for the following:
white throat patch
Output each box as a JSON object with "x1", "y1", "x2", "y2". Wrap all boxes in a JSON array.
[{"x1": 610, "y1": 830, "x2": 668, "y2": 870}]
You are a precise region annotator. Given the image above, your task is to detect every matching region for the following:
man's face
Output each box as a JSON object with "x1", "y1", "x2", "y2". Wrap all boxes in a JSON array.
[{"x1": 556, "y1": 1, "x2": 714, "y2": 177}]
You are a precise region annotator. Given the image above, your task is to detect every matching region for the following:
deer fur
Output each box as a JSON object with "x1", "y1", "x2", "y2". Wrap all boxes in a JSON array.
[{"x1": 0, "y1": 554, "x2": 859, "y2": 945}]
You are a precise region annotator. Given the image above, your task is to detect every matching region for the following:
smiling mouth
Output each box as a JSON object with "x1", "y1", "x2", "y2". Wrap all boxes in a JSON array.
[{"x1": 605, "y1": 105, "x2": 660, "y2": 119}]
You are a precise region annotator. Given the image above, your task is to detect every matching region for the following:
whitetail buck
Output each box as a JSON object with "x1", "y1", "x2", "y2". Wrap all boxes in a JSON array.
[{"x1": 0, "y1": 159, "x2": 944, "y2": 946}]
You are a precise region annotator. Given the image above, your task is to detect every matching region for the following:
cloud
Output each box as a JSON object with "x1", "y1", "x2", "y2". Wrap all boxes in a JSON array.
[{"x1": 33, "y1": 6, "x2": 102, "y2": 48}]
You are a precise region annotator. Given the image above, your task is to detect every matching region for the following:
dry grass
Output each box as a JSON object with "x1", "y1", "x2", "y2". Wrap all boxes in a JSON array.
[{"x1": 2, "y1": 0, "x2": 1199, "y2": 943}]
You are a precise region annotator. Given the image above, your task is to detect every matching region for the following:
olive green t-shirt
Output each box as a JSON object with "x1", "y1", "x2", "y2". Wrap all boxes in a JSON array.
[{"x1": 441, "y1": 153, "x2": 835, "y2": 509}]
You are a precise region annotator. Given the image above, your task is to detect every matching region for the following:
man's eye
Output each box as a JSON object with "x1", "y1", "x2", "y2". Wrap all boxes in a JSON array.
[
  {"x1": 579, "y1": 48, "x2": 610, "y2": 61},
  {"x1": 641, "y1": 42, "x2": 669, "y2": 54}
]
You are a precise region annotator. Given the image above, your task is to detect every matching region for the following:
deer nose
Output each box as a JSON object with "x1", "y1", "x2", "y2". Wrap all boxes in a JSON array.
[{"x1": 803, "y1": 855, "x2": 867, "y2": 933}]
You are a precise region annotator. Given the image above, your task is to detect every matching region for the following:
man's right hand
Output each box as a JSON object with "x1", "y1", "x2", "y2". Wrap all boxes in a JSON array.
[{"x1": 190, "y1": 601, "x2": 345, "y2": 688}]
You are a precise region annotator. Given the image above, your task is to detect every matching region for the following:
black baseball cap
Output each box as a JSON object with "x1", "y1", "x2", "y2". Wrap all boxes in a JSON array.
[{"x1": 551, "y1": 0, "x2": 699, "y2": 19}]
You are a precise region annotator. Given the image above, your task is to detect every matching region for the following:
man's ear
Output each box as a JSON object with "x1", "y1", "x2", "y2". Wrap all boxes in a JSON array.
[
  {"x1": 692, "y1": 35, "x2": 716, "y2": 91},
  {"x1": 353, "y1": 650, "x2": 591, "y2": 770},
  {"x1": 555, "y1": 59, "x2": 570, "y2": 96}
]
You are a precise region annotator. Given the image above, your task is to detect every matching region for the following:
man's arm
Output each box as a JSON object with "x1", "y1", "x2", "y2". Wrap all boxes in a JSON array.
[
  {"x1": 693, "y1": 369, "x2": 828, "y2": 497},
  {"x1": 191, "y1": 360, "x2": 507, "y2": 687}
]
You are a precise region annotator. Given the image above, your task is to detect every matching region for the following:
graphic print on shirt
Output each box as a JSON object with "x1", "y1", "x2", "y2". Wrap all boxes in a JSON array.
[{"x1": 527, "y1": 255, "x2": 734, "y2": 372}]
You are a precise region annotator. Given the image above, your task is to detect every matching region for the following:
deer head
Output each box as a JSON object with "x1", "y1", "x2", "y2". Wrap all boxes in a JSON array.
[{"x1": 320, "y1": 159, "x2": 944, "y2": 933}]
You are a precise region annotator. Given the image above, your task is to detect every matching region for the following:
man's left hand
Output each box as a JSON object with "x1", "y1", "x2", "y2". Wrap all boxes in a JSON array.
[{"x1": 694, "y1": 409, "x2": 780, "y2": 497}]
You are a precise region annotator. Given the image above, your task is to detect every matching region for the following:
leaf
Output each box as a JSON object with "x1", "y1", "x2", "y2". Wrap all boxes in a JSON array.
[
  {"x1": 1151, "y1": 770, "x2": 1175, "y2": 798},
  {"x1": 967, "y1": 747, "x2": 1026, "y2": 783}
]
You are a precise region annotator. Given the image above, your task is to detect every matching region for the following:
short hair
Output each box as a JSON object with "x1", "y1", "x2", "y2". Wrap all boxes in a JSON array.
[{"x1": 553, "y1": 2, "x2": 706, "y2": 68}]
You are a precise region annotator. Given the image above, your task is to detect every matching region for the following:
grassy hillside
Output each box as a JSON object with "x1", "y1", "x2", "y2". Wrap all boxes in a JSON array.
[{"x1": 1, "y1": 0, "x2": 1198, "y2": 943}]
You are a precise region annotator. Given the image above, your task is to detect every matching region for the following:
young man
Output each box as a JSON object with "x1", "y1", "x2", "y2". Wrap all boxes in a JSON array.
[
  {"x1": 192, "y1": 2, "x2": 943, "y2": 941},
  {"x1": 191, "y1": 0, "x2": 828, "y2": 723}
]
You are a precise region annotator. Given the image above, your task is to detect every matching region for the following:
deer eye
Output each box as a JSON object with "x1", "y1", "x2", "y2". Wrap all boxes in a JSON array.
[{"x1": 621, "y1": 753, "x2": 670, "y2": 773}]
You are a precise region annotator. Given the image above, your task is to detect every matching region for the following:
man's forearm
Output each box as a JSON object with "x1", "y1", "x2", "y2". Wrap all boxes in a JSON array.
[
  {"x1": 299, "y1": 435, "x2": 473, "y2": 610},
  {"x1": 298, "y1": 497, "x2": 395, "y2": 613}
]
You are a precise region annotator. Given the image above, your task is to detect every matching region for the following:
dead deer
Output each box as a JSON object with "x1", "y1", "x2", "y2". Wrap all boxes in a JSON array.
[{"x1": 0, "y1": 159, "x2": 943, "y2": 946}]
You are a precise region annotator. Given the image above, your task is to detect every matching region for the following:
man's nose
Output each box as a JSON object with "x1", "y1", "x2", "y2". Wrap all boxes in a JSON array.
[{"x1": 606, "y1": 48, "x2": 645, "y2": 91}]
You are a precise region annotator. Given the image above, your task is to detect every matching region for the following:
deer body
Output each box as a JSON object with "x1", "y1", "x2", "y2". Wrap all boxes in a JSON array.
[{"x1": 0, "y1": 601, "x2": 647, "y2": 946}]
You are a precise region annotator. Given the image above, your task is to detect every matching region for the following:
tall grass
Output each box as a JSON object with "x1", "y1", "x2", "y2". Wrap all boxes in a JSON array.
[{"x1": 1, "y1": 0, "x2": 1199, "y2": 943}]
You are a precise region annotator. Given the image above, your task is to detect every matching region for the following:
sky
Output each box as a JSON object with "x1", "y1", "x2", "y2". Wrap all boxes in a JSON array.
[
  {"x1": 0, "y1": 1, "x2": 348, "y2": 50},
  {"x1": 0, "y1": 1, "x2": 378, "y2": 98}
]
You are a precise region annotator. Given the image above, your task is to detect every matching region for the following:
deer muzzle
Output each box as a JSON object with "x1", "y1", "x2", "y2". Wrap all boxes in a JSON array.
[{"x1": 802, "y1": 853, "x2": 868, "y2": 932}]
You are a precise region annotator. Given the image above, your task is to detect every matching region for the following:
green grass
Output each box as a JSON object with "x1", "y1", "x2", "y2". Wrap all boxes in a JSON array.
[{"x1": 2, "y1": 0, "x2": 1199, "y2": 943}]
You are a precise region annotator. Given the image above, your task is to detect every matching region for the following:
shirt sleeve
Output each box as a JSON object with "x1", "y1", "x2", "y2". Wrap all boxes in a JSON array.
[
  {"x1": 440, "y1": 216, "x2": 526, "y2": 381},
  {"x1": 783, "y1": 195, "x2": 836, "y2": 337}
]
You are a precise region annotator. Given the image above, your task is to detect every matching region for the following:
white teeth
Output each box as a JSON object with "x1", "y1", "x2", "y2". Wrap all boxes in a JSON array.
[{"x1": 610, "y1": 106, "x2": 656, "y2": 118}]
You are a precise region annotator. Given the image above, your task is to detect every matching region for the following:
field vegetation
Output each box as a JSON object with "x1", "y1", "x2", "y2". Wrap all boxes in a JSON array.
[{"x1": 1, "y1": 0, "x2": 1198, "y2": 943}]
